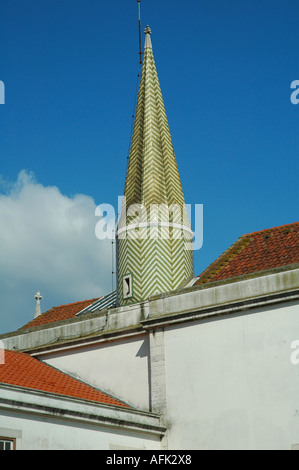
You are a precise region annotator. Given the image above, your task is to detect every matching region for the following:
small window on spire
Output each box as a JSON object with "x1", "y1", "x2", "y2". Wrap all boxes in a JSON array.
[{"x1": 123, "y1": 274, "x2": 133, "y2": 299}]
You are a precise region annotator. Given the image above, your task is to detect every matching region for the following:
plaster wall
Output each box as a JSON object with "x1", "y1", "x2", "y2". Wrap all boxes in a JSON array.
[
  {"x1": 163, "y1": 301, "x2": 299, "y2": 450},
  {"x1": 0, "y1": 386, "x2": 162, "y2": 450},
  {"x1": 36, "y1": 334, "x2": 150, "y2": 411},
  {"x1": 0, "y1": 411, "x2": 160, "y2": 450}
]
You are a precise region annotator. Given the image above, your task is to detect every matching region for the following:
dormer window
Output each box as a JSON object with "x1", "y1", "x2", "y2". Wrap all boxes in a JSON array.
[{"x1": 123, "y1": 274, "x2": 133, "y2": 299}]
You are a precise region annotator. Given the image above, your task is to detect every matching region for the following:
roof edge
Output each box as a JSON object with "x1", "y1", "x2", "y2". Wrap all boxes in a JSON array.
[
  {"x1": 0, "y1": 383, "x2": 165, "y2": 437},
  {"x1": 152, "y1": 262, "x2": 299, "y2": 299},
  {"x1": 1, "y1": 262, "x2": 298, "y2": 345},
  {"x1": 241, "y1": 221, "x2": 299, "y2": 238}
]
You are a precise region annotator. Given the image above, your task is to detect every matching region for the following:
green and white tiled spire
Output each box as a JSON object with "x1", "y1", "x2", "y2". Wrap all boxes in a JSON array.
[{"x1": 117, "y1": 26, "x2": 194, "y2": 306}]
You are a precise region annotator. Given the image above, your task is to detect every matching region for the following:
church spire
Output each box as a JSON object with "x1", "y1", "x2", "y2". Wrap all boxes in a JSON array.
[
  {"x1": 117, "y1": 27, "x2": 194, "y2": 306},
  {"x1": 123, "y1": 25, "x2": 186, "y2": 211}
]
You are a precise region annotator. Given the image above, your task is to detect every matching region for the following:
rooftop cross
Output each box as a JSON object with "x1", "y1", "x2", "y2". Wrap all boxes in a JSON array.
[
  {"x1": 144, "y1": 25, "x2": 152, "y2": 49},
  {"x1": 34, "y1": 291, "x2": 43, "y2": 319}
]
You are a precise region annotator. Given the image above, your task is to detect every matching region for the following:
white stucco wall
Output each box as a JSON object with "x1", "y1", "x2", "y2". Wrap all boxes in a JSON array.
[
  {"x1": 36, "y1": 334, "x2": 150, "y2": 411},
  {"x1": 0, "y1": 413, "x2": 159, "y2": 450},
  {"x1": 0, "y1": 411, "x2": 160, "y2": 450},
  {"x1": 163, "y1": 300, "x2": 299, "y2": 450},
  {"x1": 2, "y1": 268, "x2": 298, "y2": 450}
]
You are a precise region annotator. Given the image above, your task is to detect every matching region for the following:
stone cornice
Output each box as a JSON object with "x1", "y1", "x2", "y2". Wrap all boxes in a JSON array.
[{"x1": 1, "y1": 266, "x2": 298, "y2": 355}]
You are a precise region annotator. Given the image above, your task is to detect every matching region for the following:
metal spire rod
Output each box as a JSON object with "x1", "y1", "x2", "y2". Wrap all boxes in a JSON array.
[{"x1": 137, "y1": 0, "x2": 143, "y2": 64}]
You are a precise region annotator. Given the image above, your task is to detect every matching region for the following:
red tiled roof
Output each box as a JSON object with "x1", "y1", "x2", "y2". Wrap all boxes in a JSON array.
[
  {"x1": 0, "y1": 349, "x2": 130, "y2": 408},
  {"x1": 20, "y1": 298, "x2": 100, "y2": 330},
  {"x1": 19, "y1": 223, "x2": 299, "y2": 330},
  {"x1": 196, "y1": 222, "x2": 299, "y2": 285}
]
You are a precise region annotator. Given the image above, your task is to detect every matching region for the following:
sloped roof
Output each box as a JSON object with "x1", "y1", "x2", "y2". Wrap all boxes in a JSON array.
[
  {"x1": 195, "y1": 222, "x2": 299, "y2": 285},
  {"x1": 20, "y1": 298, "x2": 100, "y2": 330},
  {"x1": 76, "y1": 291, "x2": 117, "y2": 316},
  {"x1": 0, "y1": 349, "x2": 130, "y2": 408},
  {"x1": 18, "y1": 222, "x2": 299, "y2": 331}
]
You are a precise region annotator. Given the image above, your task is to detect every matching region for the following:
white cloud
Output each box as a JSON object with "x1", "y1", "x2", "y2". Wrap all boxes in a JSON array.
[{"x1": 0, "y1": 170, "x2": 114, "y2": 334}]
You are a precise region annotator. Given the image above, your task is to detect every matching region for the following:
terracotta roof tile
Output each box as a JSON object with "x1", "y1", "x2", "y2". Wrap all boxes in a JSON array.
[
  {"x1": 196, "y1": 221, "x2": 299, "y2": 285},
  {"x1": 19, "y1": 223, "x2": 299, "y2": 329},
  {"x1": 20, "y1": 298, "x2": 100, "y2": 330},
  {"x1": 0, "y1": 349, "x2": 130, "y2": 408}
]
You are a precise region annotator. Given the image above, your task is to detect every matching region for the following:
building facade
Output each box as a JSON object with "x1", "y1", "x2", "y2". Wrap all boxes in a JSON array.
[{"x1": 0, "y1": 26, "x2": 299, "y2": 450}]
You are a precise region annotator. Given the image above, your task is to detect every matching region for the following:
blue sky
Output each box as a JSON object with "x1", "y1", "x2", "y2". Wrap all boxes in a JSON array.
[{"x1": 0, "y1": 0, "x2": 298, "y2": 333}]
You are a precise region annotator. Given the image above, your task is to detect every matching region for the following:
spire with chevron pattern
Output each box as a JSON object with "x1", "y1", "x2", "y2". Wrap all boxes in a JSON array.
[{"x1": 117, "y1": 26, "x2": 194, "y2": 306}]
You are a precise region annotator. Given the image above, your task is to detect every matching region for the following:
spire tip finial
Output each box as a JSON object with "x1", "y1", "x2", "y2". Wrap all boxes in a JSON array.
[
  {"x1": 144, "y1": 25, "x2": 152, "y2": 49},
  {"x1": 34, "y1": 291, "x2": 43, "y2": 318}
]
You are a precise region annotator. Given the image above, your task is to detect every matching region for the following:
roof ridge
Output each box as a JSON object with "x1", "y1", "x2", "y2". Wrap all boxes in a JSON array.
[
  {"x1": 53, "y1": 298, "x2": 100, "y2": 309},
  {"x1": 242, "y1": 221, "x2": 299, "y2": 238},
  {"x1": 19, "y1": 297, "x2": 102, "y2": 330},
  {"x1": 196, "y1": 220, "x2": 299, "y2": 286}
]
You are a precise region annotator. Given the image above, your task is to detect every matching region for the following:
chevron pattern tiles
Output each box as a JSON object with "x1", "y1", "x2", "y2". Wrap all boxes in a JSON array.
[{"x1": 117, "y1": 27, "x2": 194, "y2": 306}]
